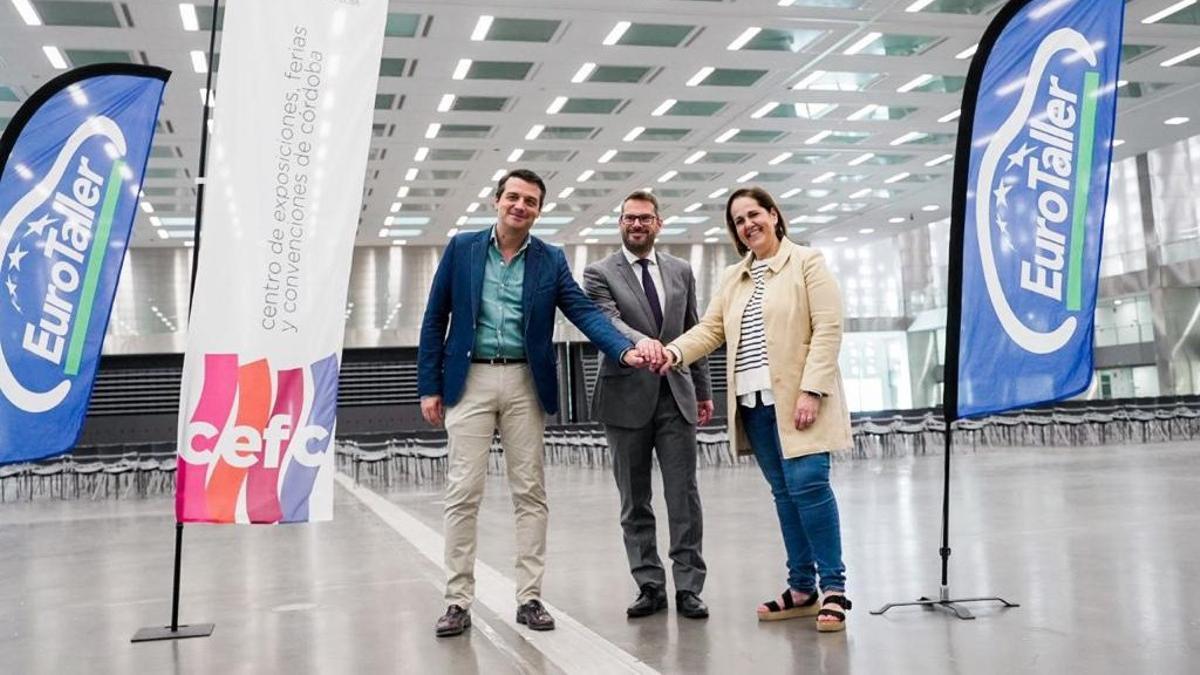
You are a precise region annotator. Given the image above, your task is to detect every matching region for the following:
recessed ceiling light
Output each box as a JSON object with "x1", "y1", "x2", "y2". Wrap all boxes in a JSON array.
[
  {"x1": 896, "y1": 74, "x2": 933, "y2": 93},
  {"x1": 475, "y1": 187, "x2": 489, "y2": 198},
  {"x1": 578, "y1": 169, "x2": 595, "y2": 182},
  {"x1": 425, "y1": 123, "x2": 440, "y2": 139},
  {"x1": 805, "y1": 130, "x2": 832, "y2": 145},
  {"x1": 925, "y1": 153, "x2": 954, "y2": 167},
  {"x1": 891, "y1": 131, "x2": 927, "y2": 146},
  {"x1": 727, "y1": 27, "x2": 762, "y2": 51},
  {"x1": 491, "y1": 169, "x2": 506, "y2": 181},
  {"x1": 397, "y1": 186, "x2": 411, "y2": 198},
  {"x1": 559, "y1": 186, "x2": 574, "y2": 199},
  {"x1": 157, "y1": 229, "x2": 169, "y2": 239},
  {"x1": 859, "y1": 228, "x2": 875, "y2": 234},
  {"x1": 526, "y1": 124, "x2": 545, "y2": 140},
  {"x1": 571, "y1": 62, "x2": 597, "y2": 83},
  {"x1": 834, "y1": 236, "x2": 849, "y2": 242},
  {"x1": 791, "y1": 70, "x2": 826, "y2": 91},
  {"x1": 598, "y1": 149, "x2": 618, "y2": 163},
  {"x1": 889, "y1": 216, "x2": 906, "y2": 223},
  {"x1": 751, "y1": 101, "x2": 779, "y2": 119},
  {"x1": 390, "y1": 202, "x2": 402, "y2": 213},
  {"x1": 466, "y1": 202, "x2": 480, "y2": 213},
  {"x1": 848, "y1": 152, "x2": 875, "y2": 166},
  {"x1": 190, "y1": 50, "x2": 207, "y2": 73},
  {"x1": 818, "y1": 202, "x2": 839, "y2": 212},
  {"x1": 1165, "y1": 116, "x2": 1190, "y2": 125},
  {"x1": 843, "y1": 31, "x2": 882, "y2": 56},
  {"x1": 658, "y1": 170, "x2": 677, "y2": 183},
  {"x1": 709, "y1": 188, "x2": 728, "y2": 199},
  {"x1": 704, "y1": 237, "x2": 719, "y2": 243},
  {"x1": 437, "y1": 94, "x2": 456, "y2": 112},
  {"x1": 737, "y1": 171, "x2": 759, "y2": 183},
  {"x1": 413, "y1": 147, "x2": 429, "y2": 161},
  {"x1": 884, "y1": 172, "x2": 910, "y2": 184},
  {"x1": 1111, "y1": 139, "x2": 1125, "y2": 147},
  {"x1": 684, "y1": 202, "x2": 702, "y2": 212},
  {"x1": 585, "y1": 238, "x2": 599, "y2": 244},
  {"x1": 42, "y1": 46, "x2": 68, "y2": 70},
  {"x1": 813, "y1": 171, "x2": 836, "y2": 184},
  {"x1": 847, "y1": 104, "x2": 879, "y2": 121},
  {"x1": 405, "y1": 168, "x2": 419, "y2": 181},
  {"x1": 1143, "y1": 0, "x2": 1196, "y2": 24},
  {"x1": 905, "y1": 0, "x2": 937, "y2": 12},
  {"x1": 543, "y1": 202, "x2": 557, "y2": 212},
  {"x1": 507, "y1": 148, "x2": 524, "y2": 162},
  {"x1": 685, "y1": 150, "x2": 707, "y2": 164},
  {"x1": 780, "y1": 188, "x2": 802, "y2": 199},
  {"x1": 939, "y1": 109, "x2": 961, "y2": 123},
  {"x1": 652, "y1": 99, "x2": 677, "y2": 116},
  {"x1": 452, "y1": 59, "x2": 472, "y2": 80},
  {"x1": 769, "y1": 152, "x2": 793, "y2": 166},
  {"x1": 547, "y1": 96, "x2": 568, "y2": 114},
  {"x1": 1161, "y1": 46, "x2": 1200, "y2": 68},
  {"x1": 715, "y1": 128, "x2": 740, "y2": 143},
  {"x1": 10, "y1": 0, "x2": 40, "y2": 24},
  {"x1": 849, "y1": 188, "x2": 871, "y2": 199},
  {"x1": 956, "y1": 44, "x2": 978, "y2": 60},
  {"x1": 623, "y1": 126, "x2": 645, "y2": 142},
  {"x1": 686, "y1": 67, "x2": 715, "y2": 87},
  {"x1": 178, "y1": 3, "x2": 198, "y2": 31},
  {"x1": 603, "y1": 21, "x2": 631, "y2": 46},
  {"x1": 922, "y1": 204, "x2": 940, "y2": 212},
  {"x1": 471, "y1": 15, "x2": 493, "y2": 41}
]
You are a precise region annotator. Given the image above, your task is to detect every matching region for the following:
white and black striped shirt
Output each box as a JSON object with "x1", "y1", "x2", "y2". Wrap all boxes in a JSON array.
[{"x1": 735, "y1": 258, "x2": 774, "y2": 407}]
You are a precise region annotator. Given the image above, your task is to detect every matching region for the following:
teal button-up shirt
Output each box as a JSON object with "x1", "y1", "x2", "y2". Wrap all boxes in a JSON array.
[{"x1": 473, "y1": 227, "x2": 528, "y2": 358}]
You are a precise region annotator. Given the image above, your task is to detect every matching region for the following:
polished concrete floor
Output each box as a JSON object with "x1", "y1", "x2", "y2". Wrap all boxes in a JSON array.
[{"x1": 3, "y1": 440, "x2": 1200, "y2": 674}]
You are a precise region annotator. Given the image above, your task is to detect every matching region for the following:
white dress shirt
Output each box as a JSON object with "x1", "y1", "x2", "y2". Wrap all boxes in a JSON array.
[{"x1": 622, "y1": 246, "x2": 665, "y2": 322}]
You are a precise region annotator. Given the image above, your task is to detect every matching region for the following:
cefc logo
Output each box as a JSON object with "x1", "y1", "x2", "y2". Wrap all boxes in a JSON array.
[
  {"x1": 178, "y1": 353, "x2": 338, "y2": 524},
  {"x1": 976, "y1": 28, "x2": 1106, "y2": 355}
]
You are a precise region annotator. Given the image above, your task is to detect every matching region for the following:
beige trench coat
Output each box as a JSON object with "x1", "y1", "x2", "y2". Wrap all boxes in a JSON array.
[{"x1": 669, "y1": 238, "x2": 852, "y2": 458}]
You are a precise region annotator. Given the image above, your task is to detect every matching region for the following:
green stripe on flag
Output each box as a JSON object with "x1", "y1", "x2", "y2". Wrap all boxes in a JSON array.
[
  {"x1": 1066, "y1": 71, "x2": 1100, "y2": 312},
  {"x1": 64, "y1": 159, "x2": 124, "y2": 376}
]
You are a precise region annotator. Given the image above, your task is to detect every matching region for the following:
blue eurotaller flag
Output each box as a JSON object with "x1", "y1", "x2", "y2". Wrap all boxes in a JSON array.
[
  {"x1": 0, "y1": 65, "x2": 169, "y2": 465},
  {"x1": 946, "y1": 0, "x2": 1124, "y2": 420}
]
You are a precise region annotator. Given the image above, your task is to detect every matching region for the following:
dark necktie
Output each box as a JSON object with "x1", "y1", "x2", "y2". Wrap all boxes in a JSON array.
[{"x1": 636, "y1": 258, "x2": 663, "y2": 332}]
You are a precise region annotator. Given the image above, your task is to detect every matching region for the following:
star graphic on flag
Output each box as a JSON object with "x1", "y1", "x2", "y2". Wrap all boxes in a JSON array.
[
  {"x1": 25, "y1": 213, "x2": 55, "y2": 238},
  {"x1": 7, "y1": 243, "x2": 28, "y2": 271},
  {"x1": 1006, "y1": 142, "x2": 1036, "y2": 171},
  {"x1": 5, "y1": 275, "x2": 19, "y2": 312},
  {"x1": 993, "y1": 180, "x2": 1014, "y2": 208}
]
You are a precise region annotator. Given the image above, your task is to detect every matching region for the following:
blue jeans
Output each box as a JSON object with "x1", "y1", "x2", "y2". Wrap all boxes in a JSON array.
[{"x1": 740, "y1": 402, "x2": 846, "y2": 593}]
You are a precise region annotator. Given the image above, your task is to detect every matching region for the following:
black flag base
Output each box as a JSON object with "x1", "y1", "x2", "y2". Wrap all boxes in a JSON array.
[
  {"x1": 131, "y1": 623, "x2": 215, "y2": 642},
  {"x1": 871, "y1": 586, "x2": 1019, "y2": 620}
]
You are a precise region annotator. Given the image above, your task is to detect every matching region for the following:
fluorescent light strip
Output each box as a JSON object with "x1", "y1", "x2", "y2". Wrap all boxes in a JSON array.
[
  {"x1": 466, "y1": 202, "x2": 480, "y2": 213},
  {"x1": 686, "y1": 67, "x2": 715, "y2": 87},
  {"x1": 843, "y1": 31, "x2": 882, "y2": 56},
  {"x1": 43, "y1": 46, "x2": 68, "y2": 70},
  {"x1": 577, "y1": 170, "x2": 595, "y2": 182},
  {"x1": 727, "y1": 27, "x2": 761, "y2": 51},
  {"x1": 405, "y1": 168, "x2": 419, "y2": 181},
  {"x1": 791, "y1": 70, "x2": 825, "y2": 91},
  {"x1": 476, "y1": 187, "x2": 489, "y2": 198},
  {"x1": 684, "y1": 151, "x2": 706, "y2": 164},
  {"x1": 884, "y1": 172, "x2": 910, "y2": 184},
  {"x1": 848, "y1": 152, "x2": 874, "y2": 166},
  {"x1": 938, "y1": 109, "x2": 961, "y2": 123},
  {"x1": 891, "y1": 131, "x2": 927, "y2": 145},
  {"x1": 715, "y1": 128, "x2": 740, "y2": 143},
  {"x1": 847, "y1": 104, "x2": 878, "y2": 121},
  {"x1": 684, "y1": 202, "x2": 702, "y2": 213},
  {"x1": 471, "y1": 15, "x2": 493, "y2": 41},
  {"x1": 708, "y1": 188, "x2": 728, "y2": 199},
  {"x1": 437, "y1": 94, "x2": 455, "y2": 112},
  {"x1": 956, "y1": 44, "x2": 978, "y2": 60},
  {"x1": 780, "y1": 188, "x2": 802, "y2": 199},
  {"x1": 751, "y1": 102, "x2": 779, "y2": 119},
  {"x1": 812, "y1": 171, "x2": 836, "y2": 183},
  {"x1": 1144, "y1": 0, "x2": 1197, "y2": 24},
  {"x1": 452, "y1": 59, "x2": 472, "y2": 80},
  {"x1": 905, "y1": 0, "x2": 936, "y2": 12},
  {"x1": 651, "y1": 99, "x2": 676, "y2": 116},
  {"x1": 658, "y1": 170, "x2": 677, "y2": 183},
  {"x1": 190, "y1": 50, "x2": 207, "y2": 73},
  {"x1": 736, "y1": 171, "x2": 758, "y2": 183},
  {"x1": 526, "y1": 124, "x2": 545, "y2": 140},
  {"x1": 558, "y1": 186, "x2": 574, "y2": 199},
  {"x1": 507, "y1": 148, "x2": 524, "y2": 162},
  {"x1": 849, "y1": 189, "x2": 871, "y2": 199},
  {"x1": 817, "y1": 202, "x2": 838, "y2": 212},
  {"x1": 1162, "y1": 45, "x2": 1200, "y2": 68},
  {"x1": 571, "y1": 62, "x2": 596, "y2": 83},
  {"x1": 1165, "y1": 116, "x2": 1190, "y2": 125},
  {"x1": 768, "y1": 152, "x2": 793, "y2": 166},
  {"x1": 623, "y1": 126, "x2": 645, "y2": 142},
  {"x1": 179, "y1": 3, "x2": 198, "y2": 31},
  {"x1": 397, "y1": 186, "x2": 410, "y2": 198},
  {"x1": 413, "y1": 147, "x2": 429, "y2": 161},
  {"x1": 598, "y1": 149, "x2": 618, "y2": 163},
  {"x1": 896, "y1": 74, "x2": 933, "y2": 93},
  {"x1": 805, "y1": 130, "x2": 832, "y2": 145},
  {"x1": 425, "y1": 123, "x2": 440, "y2": 139},
  {"x1": 547, "y1": 96, "x2": 568, "y2": 114},
  {"x1": 12, "y1": 0, "x2": 41, "y2": 25},
  {"x1": 925, "y1": 153, "x2": 954, "y2": 167},
  {"x1": 603, "y1": 21, "x2": 631, "y2": 46}
]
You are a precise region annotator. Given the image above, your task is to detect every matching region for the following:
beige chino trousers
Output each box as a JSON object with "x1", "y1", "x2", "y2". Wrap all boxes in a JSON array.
[{"x1": 443, "y1": 363, "x2": 547, "y2": 607}]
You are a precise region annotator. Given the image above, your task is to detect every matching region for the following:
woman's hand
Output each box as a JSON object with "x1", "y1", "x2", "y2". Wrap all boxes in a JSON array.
[{"x1": 794, "y1": 392, "x2": 821, "y2": 431}]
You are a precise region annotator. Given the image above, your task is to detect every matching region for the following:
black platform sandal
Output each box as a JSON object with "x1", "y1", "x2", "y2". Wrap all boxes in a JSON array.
[
  {"x1": 757, "y1": 589, "x2": 820, "y2": 621},
  {"x1": 816, "y1": 593, "x2": 851, "y2": 632}
]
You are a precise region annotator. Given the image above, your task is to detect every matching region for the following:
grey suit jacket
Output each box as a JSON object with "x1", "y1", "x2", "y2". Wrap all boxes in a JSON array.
[{"x1": 583, "y1": 250, "x2": 712, "y2": 428}]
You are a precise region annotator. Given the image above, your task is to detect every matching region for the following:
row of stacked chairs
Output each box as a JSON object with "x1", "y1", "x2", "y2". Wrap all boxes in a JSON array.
[{"x1": 0, "y1": 442, "x2": 177, "y2": 502}]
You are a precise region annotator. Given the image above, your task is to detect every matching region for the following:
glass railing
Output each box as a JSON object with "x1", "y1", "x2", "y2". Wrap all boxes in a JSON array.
[{"x1": 1094, "y1": 322, "x2": 1154, "y2": 347}]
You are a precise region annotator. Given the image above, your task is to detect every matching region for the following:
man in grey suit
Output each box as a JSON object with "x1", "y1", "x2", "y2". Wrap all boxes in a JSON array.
[{"x1": 583, "y1": 190, "x2": 713, "y2": 619}]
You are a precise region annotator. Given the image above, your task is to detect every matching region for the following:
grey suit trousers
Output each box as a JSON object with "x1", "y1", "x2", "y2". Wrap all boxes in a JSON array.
[{"x1": 606, "y1": 379, "x2": 706, "y2": 594}]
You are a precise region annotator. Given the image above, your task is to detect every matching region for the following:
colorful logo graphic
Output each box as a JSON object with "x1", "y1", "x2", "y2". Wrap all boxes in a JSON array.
[
  {"x1": 177, "y1": 353, "x2": 338, "y2": 523},
  {"x1": 976, "y1": 28, "x2": 1103, "y2": 355},
  {"x1": 1, "y1": 117, "x2": 132, "y2": 413}
]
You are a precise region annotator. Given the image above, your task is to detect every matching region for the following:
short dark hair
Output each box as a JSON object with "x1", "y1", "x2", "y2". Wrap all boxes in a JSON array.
[
  {"x1": 495, "y1": 168, "x2": 546, "y2": 207},
  {"x1": 621, "y1": 190, "x2": 660, "y2": 217},
  {"x1": 724, "y1": 186, "x2": 788, "y2": 257}
]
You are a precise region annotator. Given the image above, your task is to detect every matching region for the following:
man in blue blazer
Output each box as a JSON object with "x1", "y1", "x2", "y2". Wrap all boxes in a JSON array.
[{"x1": 419, "y1": 168, "x2": 645, "y2": 637}]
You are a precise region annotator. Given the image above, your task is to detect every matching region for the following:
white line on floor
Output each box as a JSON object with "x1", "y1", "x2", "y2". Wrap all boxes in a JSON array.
[{"x1": 335, "y1": 472, "x2": 660, "y2": 675}]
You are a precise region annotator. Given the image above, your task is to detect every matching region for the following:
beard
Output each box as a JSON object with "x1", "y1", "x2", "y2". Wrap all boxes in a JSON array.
[{"x1": 622, "y1": 229, "x2": 656, "y2": 256}]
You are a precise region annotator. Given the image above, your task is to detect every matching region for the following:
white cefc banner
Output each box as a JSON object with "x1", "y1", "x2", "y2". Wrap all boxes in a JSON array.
[{"x1": 176, "y1": 0, "x2": 386, "y2": 524}]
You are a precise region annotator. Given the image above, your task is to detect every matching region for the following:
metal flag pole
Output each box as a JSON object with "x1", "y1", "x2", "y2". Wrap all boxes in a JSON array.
[{"x1": 132, "y1": 0, "x2": 221, "y2": 643}]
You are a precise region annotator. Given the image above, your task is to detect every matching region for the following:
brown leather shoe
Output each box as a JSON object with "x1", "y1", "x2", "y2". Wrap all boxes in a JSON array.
[
  {"x1": 515, "y1": 599, "x2": 556, "y2": 631},
  {"x1": 435, "y1": 604, "x2": 471, "y2": 637}
]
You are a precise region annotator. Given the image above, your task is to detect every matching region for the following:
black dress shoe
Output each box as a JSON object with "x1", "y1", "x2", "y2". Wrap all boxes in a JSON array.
[
  {"x1": 676, "y1": 591, "x2": 709, "y2": 619},
  {"x1": 515, "y1": 599, "x2": 556, "y2": 631},
  {"x1": 435, "y1": 604, "x2": 471, "y2": 637},
  {"x1": 627, "y1": 585, "x2": 668, "y2": 618}
]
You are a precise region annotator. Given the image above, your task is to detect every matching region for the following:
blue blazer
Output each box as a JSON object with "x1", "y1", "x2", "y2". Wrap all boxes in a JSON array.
[{"x1": 418, "y1": 229, "x2": 633, "y2": 415}]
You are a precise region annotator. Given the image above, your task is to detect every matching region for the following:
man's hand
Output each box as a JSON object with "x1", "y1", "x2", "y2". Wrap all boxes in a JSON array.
[
  {"x1": 420, "y1": 395, "x2": 444, "y2": 427},
  {"x1": 697, "y1": 399, "x2": 714, "y2": 426},
  {"x1": 622, "y1": 349, "x2": 647, "y2": 368},
  {"x1": 794, "y1": 392, "x2": 821, "y2": 431},
  {"x1": 636, "y1": 338, "x2": 666, "y2": 369},
  {"x1": 653, "y1": 349, "x2": 678, "y2": 376}
]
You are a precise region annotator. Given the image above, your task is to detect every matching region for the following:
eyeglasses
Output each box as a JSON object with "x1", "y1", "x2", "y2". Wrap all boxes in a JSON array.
[{"x1": 619, "y1": 213, "x2": 657, "y2": 226}]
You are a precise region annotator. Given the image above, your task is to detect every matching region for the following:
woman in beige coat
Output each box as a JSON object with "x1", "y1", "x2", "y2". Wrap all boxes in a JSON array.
[{"x1": 660, "y1": 187, "x2": 853, "y2": 632}]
